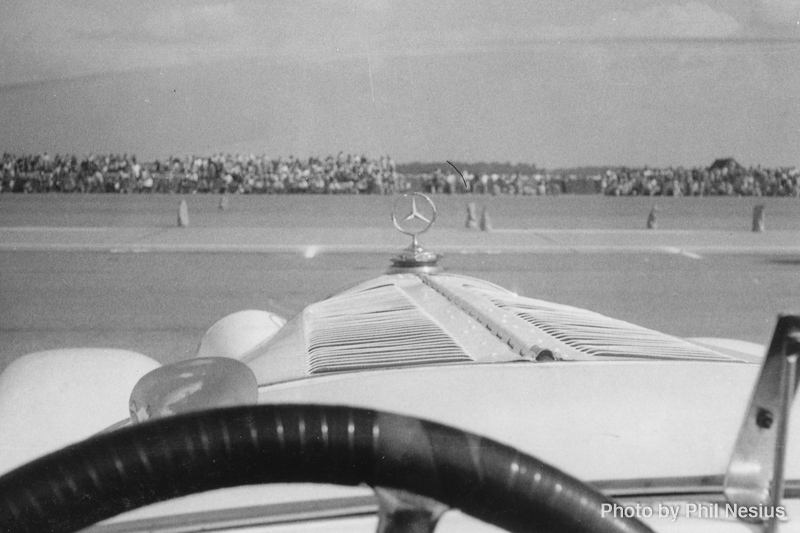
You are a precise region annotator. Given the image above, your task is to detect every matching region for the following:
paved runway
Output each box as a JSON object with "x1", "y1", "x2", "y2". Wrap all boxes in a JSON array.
[
  {"x1": 1, "y1": 195, "x2": 799, "y2": 372},
  {"x1": 2, "y1": 226, "x2": 800, "y2": 255},
  {"x1": 2, "y1": 194, "x2": 800, "y2": 230}
]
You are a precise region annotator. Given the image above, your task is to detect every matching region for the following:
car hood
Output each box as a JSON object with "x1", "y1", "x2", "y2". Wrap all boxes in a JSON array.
[
  {"x1": 257, "y1": 360, "x2": 765, "y2": 483},
  {"x1": 241, "y1": 272, "x2": 755, "y2": 387}
]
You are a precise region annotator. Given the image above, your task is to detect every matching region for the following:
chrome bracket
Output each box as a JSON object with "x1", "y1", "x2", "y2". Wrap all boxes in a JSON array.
[
  {"x1": 374, "y1": 487, "x2": 448, "y2": 533},
  {"x1": 724, "y1": 314, "x2": 800, "y2": 531}
]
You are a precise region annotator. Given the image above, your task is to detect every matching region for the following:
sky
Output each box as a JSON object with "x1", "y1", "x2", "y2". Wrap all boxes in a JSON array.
[{"x1": 0, "y1": 0, "x2": 799, "y2": 167}]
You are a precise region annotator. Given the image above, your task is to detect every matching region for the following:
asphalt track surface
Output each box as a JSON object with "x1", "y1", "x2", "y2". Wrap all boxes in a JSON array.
[{"x1": 1, "y1": 194, "x2": 799, "y2": 373}]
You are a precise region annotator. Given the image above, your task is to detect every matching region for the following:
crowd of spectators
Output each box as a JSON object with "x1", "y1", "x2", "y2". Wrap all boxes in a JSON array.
[
  {"x1": 0, "y1": 152, "x2": 399, "y2": 195},
  {"x1": 414, "y1": 168, "x2": 564, "y2": 196},
  {"x1": 1, "y1": 152, "x2": 798, "y2": 197},
  {"x1": 601, "y1": 163, "x2": 800, "y2": 197}
]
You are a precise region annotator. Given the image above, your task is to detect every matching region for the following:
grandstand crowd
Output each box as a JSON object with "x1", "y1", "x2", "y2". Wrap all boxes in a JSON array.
[
  {"x1": 0, "y1": 153, "x2": 399, "y2": 195},
  {"x1": 600, "y1": 163, "x2": 800, "y2": 197},
  {"x1": 1, "y1": 152, "x2": 798, "y2": 197}
]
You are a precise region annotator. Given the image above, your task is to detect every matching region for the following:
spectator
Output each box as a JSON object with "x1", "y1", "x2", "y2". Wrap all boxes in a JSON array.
[{"x1": 1, "y1": 151, "x2": 797, "y2": 197}]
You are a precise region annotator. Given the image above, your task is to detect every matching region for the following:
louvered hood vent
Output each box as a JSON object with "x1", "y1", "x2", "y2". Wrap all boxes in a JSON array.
[
  {"x1": 488, "y1": 296, "x2": 734, "y2": 361},
  {"x1": 275, "y1": 272, "x2": 739, "y2": 380},
  {"x1": 430, "y1": 275, "x2": 737, "y2": 362},
  {"x1": 305, "y1": 282, "x2": 473, "y2": 374}
]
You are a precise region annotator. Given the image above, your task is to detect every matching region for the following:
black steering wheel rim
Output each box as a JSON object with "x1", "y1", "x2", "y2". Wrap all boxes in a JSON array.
[{"x1": 0, "y1": 404, "x2": 653, "y2": 533}]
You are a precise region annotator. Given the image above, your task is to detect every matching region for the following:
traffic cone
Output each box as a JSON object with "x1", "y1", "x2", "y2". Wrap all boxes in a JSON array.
[
  {"x1": 646, "y1": 205, "x2": 658, "y2": 230},
  {"x1": 219, "y1": 194, "x2": 229, "y2": 211},
  {"x1": 480, "y1": 206, "x2": 492, "y2": 232},
  {"x1": 178, "y1": 199, "x2": 189, "y2": 227},
  {"x1": 465, "y1": 202, "x2": 478, "y2": 229},
  {"x1": 752, "y1": 205, "x2": 765, "y2": 232}
]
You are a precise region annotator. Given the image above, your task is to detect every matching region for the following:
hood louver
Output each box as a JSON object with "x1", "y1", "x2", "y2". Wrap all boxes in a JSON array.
[
  {"x1": 479, "y1": 292, "x2": 738, "y2": 362},
  {"x1": 424, "y1": 274, "x2": 740, "y2": 363},
  {"x1": 305, "y1": 283, "x2": 472, "y2": 374},
  {"x1": 269, "y1": 273, "x2": 742, "y2": 379}
]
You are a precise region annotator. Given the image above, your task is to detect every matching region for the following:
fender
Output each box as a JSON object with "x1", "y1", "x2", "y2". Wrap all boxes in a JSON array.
[
  {"x1": 0, "y1": 348, "x2": 159, "y2": 475},
  {"x1": 197, "y1": 309, "x2": 286, "y2": 360}
]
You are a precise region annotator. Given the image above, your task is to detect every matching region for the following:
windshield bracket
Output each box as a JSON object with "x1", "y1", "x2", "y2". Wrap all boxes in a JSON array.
[{"x1": 724, "y1": 314, "x2": 800, "y2": 531}]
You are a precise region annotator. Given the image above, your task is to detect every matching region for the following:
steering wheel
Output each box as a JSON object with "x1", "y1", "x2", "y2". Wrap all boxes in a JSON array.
[{"x1": 0, "y1": 404, "x2": 653, "y2": 533}]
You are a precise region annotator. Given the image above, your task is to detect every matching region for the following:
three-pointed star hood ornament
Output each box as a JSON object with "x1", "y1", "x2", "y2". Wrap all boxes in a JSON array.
[{"x1": 389, "y1": 193, "x2": 442, "y2": 273}]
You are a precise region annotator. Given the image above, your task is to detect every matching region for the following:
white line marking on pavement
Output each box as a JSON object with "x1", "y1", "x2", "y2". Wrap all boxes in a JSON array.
[
  {"x1": 496, "y1": 228, "x2": 736, "y2": 235},
  {"x1": 2, "y1": 242, "x2": 796, "y2": 255},
  {"x1": 2, "y1": 226, "x2": 790, "y2": 235},
  {"x1": 661, "y1": 247, "x2": 703, "y2": 260},
  {"x1": 681, "y1": 251, "x2": 703, "y2": 260},
  {"x1": 0, "y1": 226, "x2": 109, "y2": 232},
  {"x1": 109, "y1": 248, "x2": 156, "y2": 254}
]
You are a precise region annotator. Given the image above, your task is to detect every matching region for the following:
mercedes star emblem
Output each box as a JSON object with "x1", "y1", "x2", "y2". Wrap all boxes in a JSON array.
[{"x1": 391, "y1": 193, "x2": 437, "y2": 237}]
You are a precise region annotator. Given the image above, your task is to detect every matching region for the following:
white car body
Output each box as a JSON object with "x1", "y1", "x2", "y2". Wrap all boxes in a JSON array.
[{"x1": 0, "y1": 198, "x2": 795, "y2": 533}]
